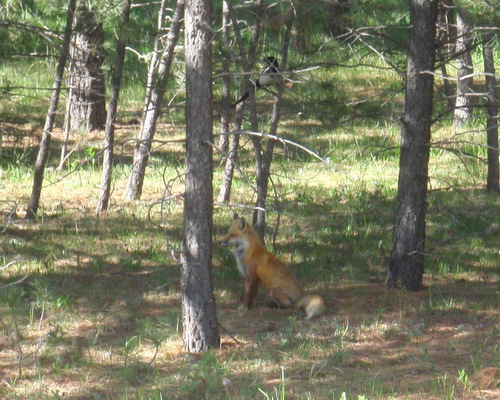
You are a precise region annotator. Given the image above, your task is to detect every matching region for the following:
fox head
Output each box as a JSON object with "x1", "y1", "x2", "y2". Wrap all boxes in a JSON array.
[{"x1": 219, "y1": 213, "x2": 249, "y2": 246}]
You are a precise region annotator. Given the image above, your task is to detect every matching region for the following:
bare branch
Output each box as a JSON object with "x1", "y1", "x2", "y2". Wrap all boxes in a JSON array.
[
  {"x1": 0, "y1": 260, "x2": 18, "y2": 273},
  {"x1": 218, "y1": 130, "x2": 329, "y2": 164},
  {"x1": 0, "y1": 261, "x2": 29, "y2": 290}
]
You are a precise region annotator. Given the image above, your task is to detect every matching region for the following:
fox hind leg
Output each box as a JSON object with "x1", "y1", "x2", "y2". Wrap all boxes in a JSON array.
[{"x1": 268, "y1": 289, "x2": 294, "y2": 309}]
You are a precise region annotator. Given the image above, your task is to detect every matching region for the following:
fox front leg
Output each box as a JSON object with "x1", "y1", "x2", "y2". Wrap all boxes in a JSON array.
[{"x1": 242, "y1": 276, "x2": 260, "y2": 309}]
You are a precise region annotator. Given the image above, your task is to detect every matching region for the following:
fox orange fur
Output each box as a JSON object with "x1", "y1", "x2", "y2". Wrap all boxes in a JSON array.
[{"x1": 220, "y1": 213, "x2": 326, "y2": 318}]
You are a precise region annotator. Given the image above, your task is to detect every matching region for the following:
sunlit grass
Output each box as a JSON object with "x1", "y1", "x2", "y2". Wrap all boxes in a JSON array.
[{"x1": 0, "y1": 59, "x2": 57, "y2": 126}]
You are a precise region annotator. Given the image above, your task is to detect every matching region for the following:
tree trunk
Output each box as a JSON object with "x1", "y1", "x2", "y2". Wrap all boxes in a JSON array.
[
  {"x1": 124, "y1": 0, "x2": 184, "y2": 200},
  {"x1": 58, "y1": 85, "x2": 73, "y2": 170},
  {"x1": 388, "y1": 0, "x2": 437, "y2": 291},
  {"x1": 216, "y1": 0, "x2": 262, "y2": 206},
  {"x1": 217, "y1": 0, "x2": 231, "y2": 153},
  {"x1": 96, "y1": 0, "x2": 132, "y2": 214},
  {"x1": 222, "y1": 0, "x2": 265, "y2": 234},
  {"x1": 436, "y1": 0, "x2": 455, "y2": 111},
  {"x1": 65, "y1": 5, "x2": 106, "y2": 133},
  {"x1": 182, "y1": 0, "x2": 219, "y2": 353},
  {"x1": 483, "y1": 33, "x2": 499, "y2": 193},
  {"x1": 25, "y1": 0, "x2": 77, "y2": 220},
  {"x1": 453, "y1": 8, "x2": 474, "y2": 127},
  {"x1": 217, "y1": 102, "x2": 244, "y2": 204},
  {"x1": 252, "y1": 23, "x2": 292, "y2": 238},
  {"x1": 143, "y1": 0, "x2": 168, "y2": 113}
]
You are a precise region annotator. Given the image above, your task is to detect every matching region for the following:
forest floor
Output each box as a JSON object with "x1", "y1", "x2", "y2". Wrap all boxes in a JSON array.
[{"x1": 1, "y1": 228, "x2": 499, "y2": 400}]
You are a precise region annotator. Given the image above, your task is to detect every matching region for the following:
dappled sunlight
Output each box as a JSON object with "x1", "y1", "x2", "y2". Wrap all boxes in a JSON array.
[
  {"x1": 1, "y1": 8, "x2": 499, "y2": 395},
  {"x1": 1, "y1": 199, "x2": 499, "y2": 398}
]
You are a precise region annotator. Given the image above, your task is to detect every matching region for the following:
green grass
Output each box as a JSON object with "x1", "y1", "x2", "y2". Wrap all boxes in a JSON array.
[
  {"x1": 1, "y1": 55, "x2": 499, "y2": 399},
  {"x1": 0, "y1": 60, "x2": 56, "y2": 126}
]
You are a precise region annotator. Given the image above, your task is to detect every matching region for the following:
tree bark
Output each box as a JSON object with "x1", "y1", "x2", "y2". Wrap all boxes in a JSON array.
[
  {"x1": 96, "y1": 0, "x2": 132, "y2": 214},
  {"x1": 26, "y1": 0, "x2": 77, "y2": 220},
  {"x1": 388, "y1": 0, "x2": 437, "y2": 291},
  {"x1": 182, "y1": 0, "x2": 220, "y2": 353},
  {"x1": 453, "y1": 7, "x2": 474, "y2": 127},
  {"x1": 65, "y1": 5, "x2": 106, "y2": 132},
  {"x1": 483, "y1": 32, "x2": 499, "y2": 193},
  {"x1": 124, "y1": 0, "x2": 184, "y2": 200}
]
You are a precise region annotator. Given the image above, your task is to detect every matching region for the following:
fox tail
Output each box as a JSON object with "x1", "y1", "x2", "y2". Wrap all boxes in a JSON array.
[{"x1": 295, "y1": 294, "x2": 326, "y2": 319}]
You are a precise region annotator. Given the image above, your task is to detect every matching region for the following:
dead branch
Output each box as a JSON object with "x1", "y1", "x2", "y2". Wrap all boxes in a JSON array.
[{"x1": 218, "y1": 130, "x2": 329, "y2": 164}]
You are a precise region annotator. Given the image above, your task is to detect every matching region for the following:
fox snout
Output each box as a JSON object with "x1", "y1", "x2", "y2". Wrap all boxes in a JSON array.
[
  {"x1": 219, "y1": 232, "x2": 237, "y2": 246},
  {"x1": 219, "y1": 233, "x2": 235, "y2": 246}
]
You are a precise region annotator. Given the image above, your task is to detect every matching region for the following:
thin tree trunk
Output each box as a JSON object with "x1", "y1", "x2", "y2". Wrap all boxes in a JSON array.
[
  {"x1": 483, "y1": 33, "x2": 499, "y2": 193},
  {"x1": 124, "y1": 0, "x2": 184, "y2": 200},
  {"x1": 453, "y1": 8, "x2": 474, "y2": 127},
  {"x1": 436, "y1": 0, "x2": 455, "y2": 111},
  {"x1": 58, "y1": 85, "x2": 73, "y2": 170},
  {"x1": 247, "y1": 0, "x2": 264, "y2": 179},
  {"x1": 217, "y1": 101, "x2": 244, "y2": 203},
  {"x1": 96, "y1": 0, "x2": 132, "y2": 214},
  {"x1": 142, "y1": 0, "x2": 168, "y2": 115},
  {"x1": 26, "y1": 0, "x2": 77, "y2": 220},
  {"x1": 216, "y1": 0, "x2": 262, "y2": 205},
  {"x1": 217, "y1": 0, "x2": 231, "y2": 152},
  {"x1": 252, "y1": 23, "x2": 292, "y2": 238},
  {"x1": 182, "y1": 0, "x2": 219, "y2": 353},
  {"x1": 438, "y1": 53, "x2": 454, "y2": 111},
  {"x1": 388, "y1": 0, "x2": 437, "y2": 291}
]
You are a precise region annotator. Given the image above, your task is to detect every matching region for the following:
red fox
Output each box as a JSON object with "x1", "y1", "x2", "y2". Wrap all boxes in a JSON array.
[{"x1": 220, "y1": 213, "x2": 326, "y2": 318}]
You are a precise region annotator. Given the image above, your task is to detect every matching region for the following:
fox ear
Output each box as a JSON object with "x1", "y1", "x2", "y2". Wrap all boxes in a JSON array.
[{"x1": 233, "y1": 212, "x2": 246, "y2": 229}]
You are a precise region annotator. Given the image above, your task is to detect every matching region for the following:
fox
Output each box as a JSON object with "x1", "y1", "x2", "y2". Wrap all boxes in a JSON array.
[{"x1": 219, "y1": 213, "x2": 326, "y2": 319}]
